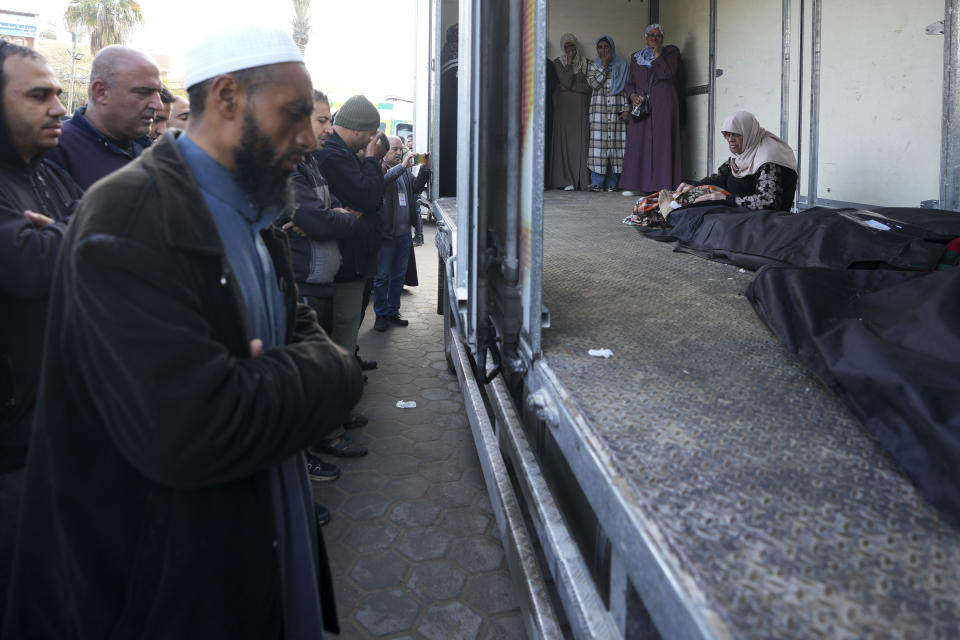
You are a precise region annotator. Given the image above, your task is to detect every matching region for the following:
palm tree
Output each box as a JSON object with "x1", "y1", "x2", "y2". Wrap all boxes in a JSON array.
[
  {"x1": 291, "y1": 0, "x2": 311, "y2": 55},
  {"x1": 64, "y1": 0, "x2": 144, "y2": 57}
]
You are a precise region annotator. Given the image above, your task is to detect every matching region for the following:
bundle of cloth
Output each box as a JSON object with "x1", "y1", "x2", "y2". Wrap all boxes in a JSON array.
[
  {"x1": 623, "y1": 185, "x2": 730, "y2": 227},
  {"x1": 631, "y1": 202, "x2": 960, "y2": 526}
]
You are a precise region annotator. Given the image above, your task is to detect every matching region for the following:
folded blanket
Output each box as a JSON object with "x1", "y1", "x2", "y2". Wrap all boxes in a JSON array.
[{"x1": 624, "y1": 186, "x2": 730, "y2": 227}]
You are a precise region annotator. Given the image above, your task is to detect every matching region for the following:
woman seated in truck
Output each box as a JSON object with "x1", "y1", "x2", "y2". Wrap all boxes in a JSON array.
[{"x1": 677, "y1": 111, "x2": 798, "y2": 211}]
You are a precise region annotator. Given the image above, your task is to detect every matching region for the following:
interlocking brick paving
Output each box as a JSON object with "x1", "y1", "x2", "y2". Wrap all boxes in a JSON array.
[{"x1": 313, "y1": 225, "x2": 524, "y2": 639}]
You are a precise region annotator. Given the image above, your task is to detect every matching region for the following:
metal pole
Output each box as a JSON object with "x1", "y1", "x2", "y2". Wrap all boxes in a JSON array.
[
  {"x1": 707, "y1": 0, "x2": 717, "y2": 172},
  {"x1": 941, "y1": 0, "x2": 960, "y2": 211},
  {"x1": 807, "y1": 0, "x2": 822, "y2": 208},
  {"x1": 67, "y1": 32, "x2": 78, "y2": 114},
  {"x1": 502, "y1": 0, "x2": 520, "y2": 286},
  {"x1": 796, "y1": 0, "x2": 804, "y2": 206},
  {"x1": 780, "y1": 0, "x2": 791, "y2": 140}
]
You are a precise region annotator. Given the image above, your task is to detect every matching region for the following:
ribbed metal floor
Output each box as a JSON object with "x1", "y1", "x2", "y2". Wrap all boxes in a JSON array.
[{"x1": 539, "y1": 191, "x2": 960, "y2": 638}]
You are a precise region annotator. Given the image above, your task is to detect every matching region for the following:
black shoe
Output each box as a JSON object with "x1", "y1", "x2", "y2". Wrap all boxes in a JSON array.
[
  {"x1": 374, "y1": 316, "x2": 388, "y2": 332},
  {"x1": 317, "y1": 435, "x2": 368, "y2": 458},
  {"x1": 355, "y1": 353, "x2": 377, "y2": 370},
  {"x1": 386, "y1": 314, "x2": 409, "y2": 327},
  {"x1": 343, "y1": 414, "x2": 368, "y2": 429},
  {"x1": 315, "y1": 503, "x2": 331, "y2": 526},
  {"x1": 306, "y1": 454, "x2": 341, "y2": 482},
  {"x1": 588, "y1": 184, "x2": 601, "y2": 192}
]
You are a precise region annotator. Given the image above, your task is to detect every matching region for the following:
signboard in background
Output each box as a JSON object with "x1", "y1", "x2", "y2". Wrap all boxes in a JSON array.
[{"x1": 0, "y1": 11, "x2": 38, "y2": 42}]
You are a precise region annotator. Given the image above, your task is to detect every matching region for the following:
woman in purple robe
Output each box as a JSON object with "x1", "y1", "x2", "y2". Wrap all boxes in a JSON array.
[{"x1": 619, "y1": 24, "x2": 683, "y2": 196}]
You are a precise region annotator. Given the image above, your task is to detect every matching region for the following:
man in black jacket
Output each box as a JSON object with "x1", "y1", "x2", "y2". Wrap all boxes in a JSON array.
[
  {"x1": 281, "y1": 89, "x2": 369, "y2": 478},
  {"x1": 311, "y1": 95, "x2": 385, "y2": 459},
  {"x1": 314, "y1": 97, "x2": 384, "y2": 354},
  {"x1": 44, "y1": 45, "x2": 162, "y2": 189},
  {"x1": 3, "y1": 26, "x2": 361, "y2": 639},
  {"x1": 0, "y1": 43, "x2": 82, "y2": 624}
]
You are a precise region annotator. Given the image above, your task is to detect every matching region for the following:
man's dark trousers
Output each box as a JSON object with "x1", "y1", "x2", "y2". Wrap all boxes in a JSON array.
[{"x1": 373, "y1": 232, "x2": 413, "y2": 318}]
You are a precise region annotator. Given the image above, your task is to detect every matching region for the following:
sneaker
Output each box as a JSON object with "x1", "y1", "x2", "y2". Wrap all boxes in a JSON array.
[
  {"x1": 374, "y1": 316, "x2": 388, "y2": 332},
  {"x1": 317, "y1": 435, "x2": 368, "y2": 458},
  {"x1": 315, "y1": 503, "x2": 331, "y2": 526},
  {"x1": 306, "y1": 454, "x2": 341, "y2": 482},
  {"x1": 587, "y1": 184, "x2": 601, "y2": 192},
  {"x1": 606, "y1": 186, "x2": 620, "y2": 192},
  {"x1": 622, "y1": 190, "x2": 635, "y2": 196},
  {"x1": 386, "y1": 314, "x2": 409, "y2": 327},
  {"x1": 343, "y1": 414, "x2": 368, "y2": 429},
  {"x1": 563, "y1": 184, "x2": 575, "y2": 191}
]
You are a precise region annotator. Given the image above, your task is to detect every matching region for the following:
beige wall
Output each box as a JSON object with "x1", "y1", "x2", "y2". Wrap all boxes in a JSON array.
[
  {"x1": 661, "y1": 0, "x2": 946, "y2": 205},
  {"x1": 660, "y1": 0, "x2": 710, "y2": 179},
  {"x1": 547, "y1": 0, "x2": 650, "y2": 63},
  {"x1": 441, "y1": 0, "x2": 458, "y2": 39},
  {"x1": 816, "y1": 0, "x2": 943, "y2": 206}
]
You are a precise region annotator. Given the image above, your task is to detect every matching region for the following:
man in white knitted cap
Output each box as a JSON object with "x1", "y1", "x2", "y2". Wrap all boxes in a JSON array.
[{"x1": 3, "y1": 25, "x2": 359, "y2": 639}]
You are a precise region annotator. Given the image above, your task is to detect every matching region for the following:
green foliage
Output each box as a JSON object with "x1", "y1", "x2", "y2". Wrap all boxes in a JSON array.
[{"x1": 64, "y1": 0, "x2": 144, "y2": 56}]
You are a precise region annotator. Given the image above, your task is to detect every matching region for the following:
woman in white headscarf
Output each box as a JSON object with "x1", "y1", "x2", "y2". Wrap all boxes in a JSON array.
[
  {"x1": 549, "y1": 33, "x2": 592, "y2": 190},
  {"x1": 585, "y1": 35, "x2": 630, "y2": 192},
  {"x1": 679, "y1": 111, "x2": 798, "y2": 211}
]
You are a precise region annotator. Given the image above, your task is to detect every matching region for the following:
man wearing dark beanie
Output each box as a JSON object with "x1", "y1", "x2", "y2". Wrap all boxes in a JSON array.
[{"x1": 312, "y1": 95, "x2": 385, "y2": 458}]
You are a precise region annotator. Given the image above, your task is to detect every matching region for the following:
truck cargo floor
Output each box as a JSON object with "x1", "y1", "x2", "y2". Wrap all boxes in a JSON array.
[{"x1": 539, "y1": 190, "x2": 960, "y2": 637}]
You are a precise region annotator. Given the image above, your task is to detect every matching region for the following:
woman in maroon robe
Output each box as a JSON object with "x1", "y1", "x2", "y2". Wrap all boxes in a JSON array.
[{"x1": 619, "y1": 24, "x2": 683, "y2": 196}]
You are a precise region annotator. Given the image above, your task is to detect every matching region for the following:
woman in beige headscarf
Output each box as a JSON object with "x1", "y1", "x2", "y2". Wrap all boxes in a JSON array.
[
  {"x1": 548, "y1": 33, "x2": 592, "y2": 190},
  {"x1": 678, "y1": 111, "x2": 798, "y2": 211}
]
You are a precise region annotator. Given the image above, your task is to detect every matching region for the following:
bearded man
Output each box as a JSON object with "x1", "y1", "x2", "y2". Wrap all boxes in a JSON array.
[
  {"x1": 2, "y1": 26, "x2": 360, "y2": 639},
  {"x1": 0, "y1": 41, "x2": 81, "y2": 630}
]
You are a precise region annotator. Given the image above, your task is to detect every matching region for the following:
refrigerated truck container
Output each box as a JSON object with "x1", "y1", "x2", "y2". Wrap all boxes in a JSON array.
[{"x1": 414, "y1": 0, "x2": 960, "y2": 637}]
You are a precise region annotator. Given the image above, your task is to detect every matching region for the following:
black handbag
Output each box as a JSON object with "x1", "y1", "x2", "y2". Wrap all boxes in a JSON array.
[{"x1": 631, "y1": 73, "x2": 655, "y2": 121}]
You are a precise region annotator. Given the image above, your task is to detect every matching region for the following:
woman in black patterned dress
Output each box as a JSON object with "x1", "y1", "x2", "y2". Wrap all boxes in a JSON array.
[{"x1": 679, "y1": 111, "x2": 798, "y2": 211}]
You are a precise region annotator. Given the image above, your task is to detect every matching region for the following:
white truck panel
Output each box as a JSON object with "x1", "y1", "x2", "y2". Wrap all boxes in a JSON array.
[
  {"x1": 546, "y1": 0, "x2": 649, "y2": 62},
  {"x1": 816, "y1": 0, "x2": 944, "y2": 206}
]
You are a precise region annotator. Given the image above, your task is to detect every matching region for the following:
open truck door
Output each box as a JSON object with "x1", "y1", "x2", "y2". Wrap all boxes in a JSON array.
[
  {"x1": 430, "y1": 0, "x2": 960, "y2": 638},
  {"x1": 430, "y1": 1, "x2": 580, "y2": 637}
]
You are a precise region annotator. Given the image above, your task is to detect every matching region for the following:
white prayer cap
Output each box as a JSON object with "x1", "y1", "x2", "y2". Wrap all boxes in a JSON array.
[{"x1": 185, "y1": 25, "x2": 303, "y2": 89}]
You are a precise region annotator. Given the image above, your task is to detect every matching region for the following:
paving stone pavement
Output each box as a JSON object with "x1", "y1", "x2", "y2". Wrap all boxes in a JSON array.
[{"x1": 313, "y1": 224, "x2": 526, "y2": 639}]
